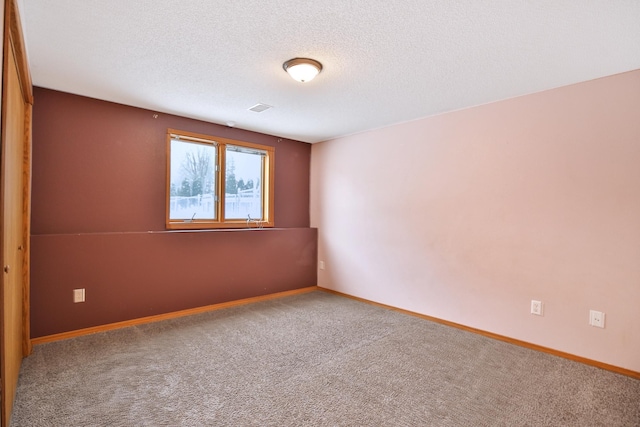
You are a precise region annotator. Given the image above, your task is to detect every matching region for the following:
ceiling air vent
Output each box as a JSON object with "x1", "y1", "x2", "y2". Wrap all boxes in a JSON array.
[{"x1": 248, "y1": 103, "x2": 273, "y2": 113}]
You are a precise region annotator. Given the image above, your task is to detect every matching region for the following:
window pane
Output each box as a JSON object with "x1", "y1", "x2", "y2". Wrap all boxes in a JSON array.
[
  {"x1": 225, "y1": 146, "x2": 264, "y2": 220},
  {"x1": 169, "y1": 139, "x2": 217, "y2": 220}
]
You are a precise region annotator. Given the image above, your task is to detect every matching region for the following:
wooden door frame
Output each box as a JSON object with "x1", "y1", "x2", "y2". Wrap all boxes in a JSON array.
[
  {"x1": 3, "y1": 0, "x2": 33, "y2": 350},
  {"x1": 0, "y1": 0, "x2": 32, "y2": 425}
]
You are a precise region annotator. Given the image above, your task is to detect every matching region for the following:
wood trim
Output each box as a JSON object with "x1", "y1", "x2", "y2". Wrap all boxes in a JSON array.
[
  {"x1": 317, "y1": 287, "x2": 640, "y2": 380},
  {"x1": 2, "y1": 2, "x2": 32, "y2": 424},
  {"x1": 165, "y1": 220, "x2": 275, "y2": 230},
  {"x1": 21, "y1": 102, "x2": 31, "y2": 356},
  {"x1": 32, "y1": 286, "x2": 319, "y2": 345},
  {"x1": 7, "y1": 0, "x2": 31, "y2": 104},
  {"x1": 166, "y1": 128, "x2": 276, "y2": 230},
  {"x1": 29, "y1": 285, "x2": 640, "y2": 379},
  {"x1": 1, "y1": 3, "x2": 9, "y2": 423},
  {"x1": 218, "y1": 134, "x2": 226, "y2": 220},
  {"x1": 166, "y1": 128, "x2": 277, "y2": 153},
  {"x1": 164, "y1": 130, "x2": 172, "y2": 227},
  {"x1": 265, "y1": 147, "x2": 275, "y2": 225},
  {"x1": 0, "y1": 2, "x2": 5, "y2": 421}
]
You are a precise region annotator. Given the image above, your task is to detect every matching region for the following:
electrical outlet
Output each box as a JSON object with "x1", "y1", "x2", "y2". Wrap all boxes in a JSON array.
[
  {"x1": 319, "y1": 261, "x2": 325, "y2": 270},
  {"x1": 73, "y1": 288, "x2": 85, "y2": 303},
  {"x1": 589, "y1": 310, "x2": 605, "y2": 328},
  {"x1": 531, "y1": 300, "x2": 543, "y2": 316}
]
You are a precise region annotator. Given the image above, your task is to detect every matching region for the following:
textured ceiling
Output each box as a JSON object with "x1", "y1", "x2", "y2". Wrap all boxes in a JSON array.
[{"x1": 19, "y1": 1, "x2": 640, "y2": 143}]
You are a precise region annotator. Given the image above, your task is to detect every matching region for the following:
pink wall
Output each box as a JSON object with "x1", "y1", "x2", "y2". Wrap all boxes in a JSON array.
[{"x1": 311, "y1": 70, "x2": 640, "y2": 372}]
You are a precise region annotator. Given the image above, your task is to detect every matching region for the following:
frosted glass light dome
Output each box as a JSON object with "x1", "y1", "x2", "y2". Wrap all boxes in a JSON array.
[{"x1": 283, "y1": 58, "x2": 323, "y2": 83}]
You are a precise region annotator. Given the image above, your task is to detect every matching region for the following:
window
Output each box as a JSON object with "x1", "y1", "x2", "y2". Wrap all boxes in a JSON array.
[{"x1": 166, "y1": 129, "x2": 274, "y2": 229}]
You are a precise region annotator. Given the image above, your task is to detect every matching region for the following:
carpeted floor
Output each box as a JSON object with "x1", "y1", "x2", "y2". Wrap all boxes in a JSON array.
[{"x1": 10, "y1": 291, "x2": 640, "y2": 426}]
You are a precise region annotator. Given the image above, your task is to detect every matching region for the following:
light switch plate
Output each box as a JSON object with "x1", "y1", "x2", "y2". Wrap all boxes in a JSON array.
[{"x1": 531, "y1": 300, "x2": 543, "y2": 316}]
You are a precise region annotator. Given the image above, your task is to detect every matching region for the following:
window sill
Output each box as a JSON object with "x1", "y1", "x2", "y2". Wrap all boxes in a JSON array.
[{"x1": 165, "y1": 220, "x2": 274, "y2": 231}]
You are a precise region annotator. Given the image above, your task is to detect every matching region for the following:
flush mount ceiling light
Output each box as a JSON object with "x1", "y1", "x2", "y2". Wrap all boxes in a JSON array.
[{"x1": 283, "y1": 58, "x2": 323, "y2": 83}]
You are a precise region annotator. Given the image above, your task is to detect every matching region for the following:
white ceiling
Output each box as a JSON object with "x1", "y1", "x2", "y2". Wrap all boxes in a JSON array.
[{"x1": 19, "y1": 1, "x2": 640, "y2": 143}]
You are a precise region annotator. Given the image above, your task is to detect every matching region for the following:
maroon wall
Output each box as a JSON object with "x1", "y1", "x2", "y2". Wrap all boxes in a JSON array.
[
  {"x1": 31, "y1": 88, "x2": 310, "y2": 233},
  {"x1": 31, "y1": 88, "x2": 316, "y2": 337}
]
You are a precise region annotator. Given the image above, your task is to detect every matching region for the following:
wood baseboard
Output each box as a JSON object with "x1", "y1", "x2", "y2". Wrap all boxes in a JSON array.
[
  {"x1": 31, "y1": 286, "x2": 318, "y2": 346},
  {"x1": 31, "y1": 285, "x2": 640, "y2": 380},
  {"x1": 318, "y1": 287, "x2": 640, "y2": 380}
]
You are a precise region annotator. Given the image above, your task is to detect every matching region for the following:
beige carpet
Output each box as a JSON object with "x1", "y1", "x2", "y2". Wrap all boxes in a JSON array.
[{"x1": 10, "y1": 291, "x2": 640, "y2": 426}]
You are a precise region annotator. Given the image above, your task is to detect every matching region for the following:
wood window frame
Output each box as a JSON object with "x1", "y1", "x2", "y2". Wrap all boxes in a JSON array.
[{"x1": 166, "y1": 129, "x2": 275, "y2": 230}]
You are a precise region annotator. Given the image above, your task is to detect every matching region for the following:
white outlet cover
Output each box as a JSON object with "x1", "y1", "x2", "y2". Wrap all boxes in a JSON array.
[{"x1": 589, "y1": 310, "x2": 605, "y2": 328}]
